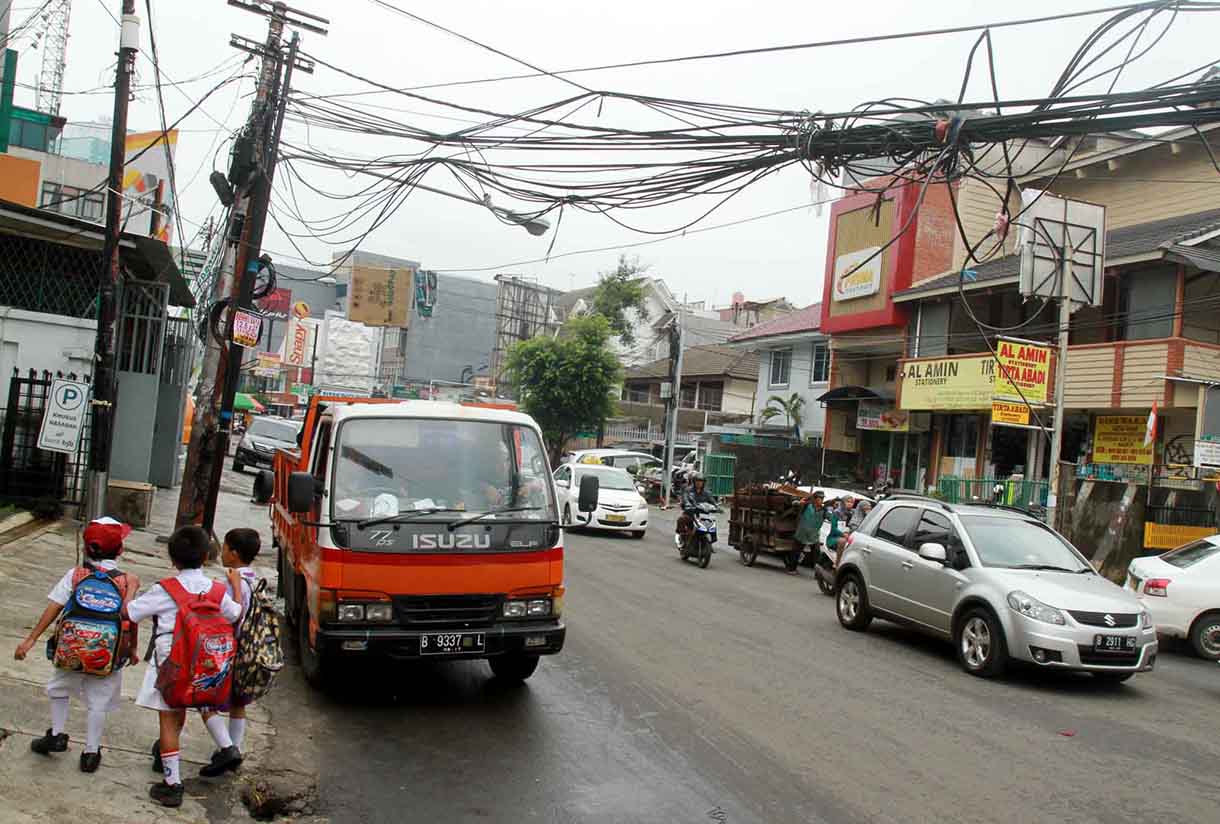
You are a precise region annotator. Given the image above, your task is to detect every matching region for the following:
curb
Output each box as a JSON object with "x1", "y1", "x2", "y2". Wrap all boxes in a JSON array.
[{"x1": 0, "y1": 510, "x2": 36, "y2": 537}]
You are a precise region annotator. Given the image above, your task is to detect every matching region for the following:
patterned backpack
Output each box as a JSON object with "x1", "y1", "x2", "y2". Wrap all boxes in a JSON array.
[
  {"x1": 231, "y1": 578, "x2": 283, "y2": 703},
  {"x1": 50, "y1": 568, "x2": 138, "y2": 676}
]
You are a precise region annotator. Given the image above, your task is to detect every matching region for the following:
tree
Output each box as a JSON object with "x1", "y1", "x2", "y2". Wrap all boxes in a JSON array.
[
  {"x1": 760, "y1": 393, "x2": 806, "y2": 433},
  {"x1": 503, "y1": 315, "x2": 621, "y2": 463},
  {"x1": 588, "y1": 255, "x2": 650, "y2": 346}
]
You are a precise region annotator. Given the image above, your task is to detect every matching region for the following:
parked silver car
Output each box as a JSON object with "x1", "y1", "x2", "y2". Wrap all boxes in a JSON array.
[{"x1": 835, "y1": 496, "x2": 1157, "y2": 682}]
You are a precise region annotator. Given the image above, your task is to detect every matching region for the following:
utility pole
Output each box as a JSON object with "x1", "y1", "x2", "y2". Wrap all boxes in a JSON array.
[
  {"x1": 1045, "y1": 242, "x2": 1072, "y2": 531},
  {"x1": 176, "y1": 1, "x2": 326, "y2": 535},
  {"x1": 85, "y1": 1, "x2": 138, "y2": 521},
  {"x1": 662, "y1": 308, "x2": 685, "y2": 508}
]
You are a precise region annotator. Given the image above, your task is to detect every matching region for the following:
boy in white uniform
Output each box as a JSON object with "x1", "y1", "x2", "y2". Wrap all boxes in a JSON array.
[
  {"x1": 13, "y1": 517, "x2": 140, "y2": 773},
  {"x1": 126, "y1": 526, "x2": 242, "y2": 808}
]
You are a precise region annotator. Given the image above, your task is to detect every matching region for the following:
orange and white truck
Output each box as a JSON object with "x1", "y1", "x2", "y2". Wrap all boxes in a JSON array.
[{"x1": 255, "y1": 396, "x2": 596, "y2": 686}]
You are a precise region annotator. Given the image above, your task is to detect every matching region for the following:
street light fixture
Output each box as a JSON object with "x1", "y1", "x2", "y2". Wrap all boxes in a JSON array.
[{"x1": 349, "y1": 168, "x2": 550, "y2": 236}]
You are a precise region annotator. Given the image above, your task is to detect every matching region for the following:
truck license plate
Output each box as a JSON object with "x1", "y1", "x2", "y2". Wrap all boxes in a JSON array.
[
  {"x1": 1093, "y1": 634, "x2": 1136, "y2": 653},
  {"x1": 420, "y1": 632, "x2": 485, "y2": 656}
]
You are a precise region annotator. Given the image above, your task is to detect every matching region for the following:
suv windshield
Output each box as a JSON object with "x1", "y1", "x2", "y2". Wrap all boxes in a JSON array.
[
  {"x1": 1161, "y1": 539, "x2": 1220, "y2": 568},
  {"x1": 248, "y1": 417, "x2": 299, "y2": 443},
  {"x1": 331, "y1": 417, "x2": 556, "y2": 522},
  {"x1": 958, "y1": 515, "x2": 1091, "y2": 572},
  {"x1": 577, "y1": 466, "x2": 636, "y2": 491}
]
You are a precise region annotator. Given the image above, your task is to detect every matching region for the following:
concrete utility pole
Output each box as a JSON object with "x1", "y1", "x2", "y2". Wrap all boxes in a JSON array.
[
  {"x1": 1045, "y1": 241, "x2": 1072, "y2": 530},
  {"x1": 662, "y1": 308, "x2": 685, "y2": 508},
  {"x1": 85, "y1": 1, "x2": 138, "y2": 521},
  {"x1": 176, "y1": 1, "x2": 326, "y2": 535}
]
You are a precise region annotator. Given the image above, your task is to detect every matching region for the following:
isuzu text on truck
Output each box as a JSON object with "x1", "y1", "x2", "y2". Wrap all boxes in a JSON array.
[{"x1": 254, "y1": 397, "x2": 597, "y2": 686}]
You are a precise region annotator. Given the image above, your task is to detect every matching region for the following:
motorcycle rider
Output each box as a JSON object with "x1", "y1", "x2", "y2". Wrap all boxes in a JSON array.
[{"x1": 677, "y1": 473, "x2": 716, "y2": 547}]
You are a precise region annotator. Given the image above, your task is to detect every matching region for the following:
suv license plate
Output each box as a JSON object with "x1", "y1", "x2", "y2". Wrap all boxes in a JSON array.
[
  {"x1": 420, "y1": 632, "x2": 485, "y2": 656},
  {"x1": 1093, "y1": 634, "x2": 1136, "y2": 653}
]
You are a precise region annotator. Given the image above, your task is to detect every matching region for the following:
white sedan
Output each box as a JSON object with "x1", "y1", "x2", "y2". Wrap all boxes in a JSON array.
[
  {"x1": 554, "y1": 463, "x2": 649, "y2": 538},
  {"x1": 1127, "y1": 535, "x2": 1220, "y2": 659}
]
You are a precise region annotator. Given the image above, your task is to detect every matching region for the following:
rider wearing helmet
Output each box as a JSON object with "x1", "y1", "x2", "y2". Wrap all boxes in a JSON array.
[{"x1": 677, "y1": 473, "x2": 716, "y2": 541}]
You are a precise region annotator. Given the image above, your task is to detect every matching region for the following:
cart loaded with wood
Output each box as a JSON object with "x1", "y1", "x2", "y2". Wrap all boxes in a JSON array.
[{"x1": 726, "y1": 483, "x2": 809, "y2": 572}]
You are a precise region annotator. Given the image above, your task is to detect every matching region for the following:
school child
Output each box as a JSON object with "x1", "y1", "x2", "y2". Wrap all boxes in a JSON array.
[
  {"x1": 197, "y1": 527, "x2": 262, "y2": 777},
  {"x1": 13, "y1": 517, "x2": 140, "y2": 773},
  {"x1": 126, "y1": 525, "x2": 242, "y2": 808}
]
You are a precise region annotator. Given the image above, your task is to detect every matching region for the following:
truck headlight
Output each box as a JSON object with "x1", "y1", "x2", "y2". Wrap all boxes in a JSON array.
[
  {"x1": 365, "y1": 603, "x2": 394, "y2": 622},
  {"x1": 1007, "y1": 591, "x2": 1066, "y2": 625},
  {"x1": 337, "y1": 603, "x2": 365, "y2": 622},
  {"x1": 502, "y1": 601, "x2": 527, "y2": 618},
  {"x1": 526, "y1": 599, "x2": 550, "y2": 617}
]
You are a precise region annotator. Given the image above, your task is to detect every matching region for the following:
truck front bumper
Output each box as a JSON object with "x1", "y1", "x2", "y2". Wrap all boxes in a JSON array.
[{"x1": 318, "y1": 620, "x2": 565, "y2": 660}]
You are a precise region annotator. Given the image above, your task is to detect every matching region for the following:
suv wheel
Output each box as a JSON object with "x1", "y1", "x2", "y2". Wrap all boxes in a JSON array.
[
  {"x1": 836, "y1": 572, "x2": 872, "y2": 631},
  {"x1": 956, "y1": 608, "x2": 1007, "y2": 678}
]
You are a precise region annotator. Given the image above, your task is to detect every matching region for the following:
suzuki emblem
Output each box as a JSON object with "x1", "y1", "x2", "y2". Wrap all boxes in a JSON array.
[{"x1": 1104, "y1": 614, "x2": 1116, "y2": 627}]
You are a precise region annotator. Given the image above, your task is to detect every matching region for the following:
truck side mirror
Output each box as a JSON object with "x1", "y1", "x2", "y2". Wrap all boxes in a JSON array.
[
  {"x1": 253, "y1": 470, "x2": 275, "y2": 504},
  {"x1": 287, "y1": 471, "x2": 319, "y2": 514},
  {"x1": 577, "y1": 475, "x2": 599, "y2": 513}
]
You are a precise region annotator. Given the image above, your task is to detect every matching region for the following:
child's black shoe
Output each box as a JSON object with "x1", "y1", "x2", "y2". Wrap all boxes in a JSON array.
[
  {"x1": 149, "y1": 781, "x2": 184, "y2": 808},
  {"x1": 199, "y1": 745, "x2": 243, "y2": 777},
  {"x1": 30, "y1": 729, "x2": 68, "y2": 755},
  {"x1": 79, "y1": 750, "x2": 102, "y2": 773},
  {"x1": 151, "y1": 739, "x2": 162, "y2": 773}
]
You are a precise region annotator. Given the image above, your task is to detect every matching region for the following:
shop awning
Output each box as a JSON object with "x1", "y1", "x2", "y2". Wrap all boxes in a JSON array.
[
  {"x1": 1165, "y1": 243, "x2": 1220, "y2": 274},
  {"x1": 816, "y1": 385, "x2": 895, "y2": 403},
  {"x1": 234, "y1": 392, "x2": 265, "y2": 412}
]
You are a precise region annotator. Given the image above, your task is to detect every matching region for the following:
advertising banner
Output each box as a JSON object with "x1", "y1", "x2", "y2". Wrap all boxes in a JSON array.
[
  {"x1": 232, "y1": 310, "x2": 262, "y2": 348},
  {"x1": 898, "y1": 354, "x2": 995, "y2": 410},
  {"x1": 856, "y1": 401, "x2": 911, "y2": 432},
  {"x1": 285, "y1": 317, "x2": 315, "y2": 367},
  {"x1": 994, "y1": 339, "x2": 1052, "y2": 404},
  {"x1": 991, "y1": 400, "x2": 1031, "y2": 427},
  {"x1": 832, "y1": 246, "x2": 882, "y2": 302},
  {"x1": 123, "y1": 129, "x2": 179, "y2": 243},
  {"x1": 256, "y1": 287, "x2": 292, "y2": 321},
  {"x1": 349, "y1": 265, "x2": 412, "y2": 327},
  {"x1": 1093, "y1": 415, "x2": 1154, "y2": 465}
]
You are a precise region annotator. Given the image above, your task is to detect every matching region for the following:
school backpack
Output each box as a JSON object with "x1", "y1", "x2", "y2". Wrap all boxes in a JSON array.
[
  {"x1": 231, "y1": 578, "x2": 284, "y2": 703},
  {"x1": 154, "y1": 579, "x2": 237, "y2": 708},
  {"x1": 51, "y1": 568, "x2": 137, "y2": 677}
]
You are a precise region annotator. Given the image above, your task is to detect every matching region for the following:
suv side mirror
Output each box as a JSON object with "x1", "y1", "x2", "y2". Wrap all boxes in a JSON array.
[
  {"x1": 287, "y1": 471, "x2": 320, "y2": 514},
  {"x1": 918, "y1": 542, "x2": 948, "y2": 564},
  {"x1": 253, "y1": 470, "x2": 275, "y2": 504},
  {"x1": 577, "y1": 474, "x2": 600, "y2": 513}
]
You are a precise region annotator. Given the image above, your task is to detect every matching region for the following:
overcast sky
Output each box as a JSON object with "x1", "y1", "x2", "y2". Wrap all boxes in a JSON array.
[{"x1": 14, "y1": 1, "x2": 1218, "y2": 307}]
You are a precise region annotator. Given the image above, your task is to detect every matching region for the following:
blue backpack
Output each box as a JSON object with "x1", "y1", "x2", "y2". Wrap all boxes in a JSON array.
[{"x1": 49, "y1": 568, "x2": 135, "y2": 676}]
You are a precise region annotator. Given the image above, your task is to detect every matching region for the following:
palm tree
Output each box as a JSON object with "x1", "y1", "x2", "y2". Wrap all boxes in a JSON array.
[{"x1": 760, "y1": 393, "x2": 806, "y2": 433}]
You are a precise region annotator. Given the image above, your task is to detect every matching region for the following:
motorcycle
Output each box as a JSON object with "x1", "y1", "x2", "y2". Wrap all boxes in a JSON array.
[
  {"x1": 677, "y1": 501, "x2": 719, "y2": 569},
  {"x1": 813, "y1": 542, "x2": 839, "y2": 596}
]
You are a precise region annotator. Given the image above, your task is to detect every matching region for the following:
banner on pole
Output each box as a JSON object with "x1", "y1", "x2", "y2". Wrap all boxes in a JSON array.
[{"x1": 232, "y1": 310, "x2": 262, "y2": 348}]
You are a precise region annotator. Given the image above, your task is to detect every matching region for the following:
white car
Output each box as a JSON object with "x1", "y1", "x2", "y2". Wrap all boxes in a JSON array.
[
  {"x1": 562, "y1": 448, "x2": 664, "y2": 477},
  {"x1": 553, "y1": 463, "x2": 649, "y2": 538},
  {"x1": 1127, "y1": 535, "x2": 1220, "y2": 660}
]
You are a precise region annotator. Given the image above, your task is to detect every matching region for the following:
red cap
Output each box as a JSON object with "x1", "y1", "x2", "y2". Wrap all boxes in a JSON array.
[{"x1": 83, "y1": 517, "x2": 132, "y2": 555}]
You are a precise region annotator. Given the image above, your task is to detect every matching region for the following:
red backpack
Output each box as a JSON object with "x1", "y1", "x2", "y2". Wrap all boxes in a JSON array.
[{"x1": 153, "y1": 579, "x2": 236, "y2": 708}]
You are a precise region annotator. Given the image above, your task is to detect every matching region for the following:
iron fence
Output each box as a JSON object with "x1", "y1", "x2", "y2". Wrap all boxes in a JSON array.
[
  {"x1": 0, "y1": 231, "x2": 103, "y2": 318},
  {"x1": 0, "y1": 368, "x2": 92, "y2": 505},
  {"x1": 937, "y1": 476, "x2": 1050, "y2": 511},
  {"x1": 1145, "y1": 505, "x2": 1218, "y2": 528}
]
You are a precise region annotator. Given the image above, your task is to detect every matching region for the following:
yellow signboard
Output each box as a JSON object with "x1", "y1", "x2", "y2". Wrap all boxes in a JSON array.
[
  {"x1": 899, "y1": 354, "x2": 995, "y2": 410},
  {"x1": 994, "y1": 340, "x2": 1052, "y2": 405},
  {"x1": 349, "y1": 265, "x2": 412, "y2": 328},
  {"x1": 991, "y1": 401, "x2": 1030, "y2": 426},
  {"x1": 1093, "y1": 416, "x2": 1154, "y2": 465},
  {"x1": 1143, "y1": 523, "x2": 1216, "y2": 550}
]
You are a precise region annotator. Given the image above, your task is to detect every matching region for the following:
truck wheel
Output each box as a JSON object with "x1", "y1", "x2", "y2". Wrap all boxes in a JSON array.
[
  {"x1": 297, "y1": 599, "x2": 331, "y2": 689},
  {"x1": 739, "y1": 538, "x2": 758, "y2": 567},
  {"x1": 489, "y1": 654, "x2": 539, "y2": 683}
]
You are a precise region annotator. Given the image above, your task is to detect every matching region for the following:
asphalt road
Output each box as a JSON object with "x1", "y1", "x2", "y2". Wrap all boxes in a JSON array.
[{"x1": 255, "y1": 505, "x2": 1220, "y2": 824}]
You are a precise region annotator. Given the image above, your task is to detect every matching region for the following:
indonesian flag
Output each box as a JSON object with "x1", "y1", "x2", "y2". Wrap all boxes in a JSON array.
[{"x1": 1144, "y1": 401, "x2": 1158, "y2": 448}]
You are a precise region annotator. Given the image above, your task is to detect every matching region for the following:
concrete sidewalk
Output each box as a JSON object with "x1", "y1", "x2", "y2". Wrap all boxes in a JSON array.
[{"x1": 0, "y1": 484, "x2": 309, "y2": 822}]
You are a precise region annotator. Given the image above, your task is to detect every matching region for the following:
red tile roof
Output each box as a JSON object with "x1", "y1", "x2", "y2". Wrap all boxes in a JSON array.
[{"x1": 727, "y1": 303, "x2": 821, "y2": 343}]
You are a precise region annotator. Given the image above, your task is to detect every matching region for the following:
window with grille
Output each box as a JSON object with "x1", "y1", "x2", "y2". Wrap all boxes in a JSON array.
[
  {"x1": 810, "y1": 341, "x2": 830, "y2": 384},
  {"x1": 697, "y1": 383, "x2": 723, "y2": 411},
  {"x1": 769, "y1": 349, "x2": 791, "y2": 387},
  {"x1": 680, "y1": 383, "x2": 697, "y2": 408},
  {"x1": 623, "y1": 384, "x2": 651, "y2": 404}
]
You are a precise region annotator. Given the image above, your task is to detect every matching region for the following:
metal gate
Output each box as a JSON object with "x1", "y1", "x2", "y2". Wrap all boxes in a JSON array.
[{"x1": 0, "y1": 368, "x2": 92, "y2": 503}]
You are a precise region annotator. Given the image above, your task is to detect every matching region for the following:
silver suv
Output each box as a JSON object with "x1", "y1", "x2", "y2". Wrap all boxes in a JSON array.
[{"x1": 835, "y1": 496, "x2": 1157, "y2": 682}]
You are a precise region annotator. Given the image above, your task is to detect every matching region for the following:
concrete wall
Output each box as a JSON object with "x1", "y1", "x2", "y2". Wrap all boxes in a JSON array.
[
  {"x1": 0, "y1": 308, "x2": 97, "y2": 402},
  {"x1": 752, "y1": 338, "x2": 829, "y2": 439},
  {"x1": 404, "y1": 273, "x2": 498, "y2": 384}
]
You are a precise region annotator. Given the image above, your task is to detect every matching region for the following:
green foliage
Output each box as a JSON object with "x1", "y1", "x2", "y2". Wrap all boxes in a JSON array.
[
  {"x1": 761, "y1": 393, "x2": 806, "y2": 431},
  {"x1": 503, "y1": 315, "x2": 622, "y2": 462},
  {"x1": 589, "y1": 255, "x2": 650, "y2": 346}
]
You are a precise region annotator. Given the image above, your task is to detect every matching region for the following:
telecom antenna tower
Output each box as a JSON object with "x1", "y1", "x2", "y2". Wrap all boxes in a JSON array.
[{"x1": 36, "y1": 0, "x2": 72, "y2": 117}]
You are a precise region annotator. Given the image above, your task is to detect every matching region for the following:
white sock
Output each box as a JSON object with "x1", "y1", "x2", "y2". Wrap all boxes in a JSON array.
[
  {"x1": 50, "y1": 697, "x2": 69, "y2": 736},
  {"x1": 162, "y1": 751, "x2": 181, "y2": 785},
  {"x1": 203, "y1": 714, "x2": 234, "y2": 749},
  {"x1": 229, "y1": 717, "x2": 247, "y2": 750},
  {"x1": 85, "y1": 710, "x2": 106, "y2": 753}
]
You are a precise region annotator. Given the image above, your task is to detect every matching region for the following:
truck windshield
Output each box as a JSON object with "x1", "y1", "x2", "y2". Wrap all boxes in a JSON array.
[{"x1": 331, "y1": 418, "x2": 557, "y2": 523}]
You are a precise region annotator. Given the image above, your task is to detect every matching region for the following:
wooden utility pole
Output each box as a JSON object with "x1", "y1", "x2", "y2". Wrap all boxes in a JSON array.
[
  {"x1": 175, "y1": 1, "x2": 326, "y2": 534},
  {"x1": 85, "y1": 0, "x2": 138, "y2": 521}
]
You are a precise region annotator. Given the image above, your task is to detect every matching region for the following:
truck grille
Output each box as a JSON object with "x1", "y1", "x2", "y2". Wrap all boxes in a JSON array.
[
  {"x1": 1068, "y1": 611, "x2": 1138, "y2": 628},
  {"x1": 393, "y1": 594, "x2": 501, "y2": 628}
]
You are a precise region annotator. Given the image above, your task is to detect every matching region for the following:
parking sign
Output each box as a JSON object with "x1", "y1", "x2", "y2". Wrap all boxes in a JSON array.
[{"x1": 38, "y1": 379, "x2": 91, "y2": 454}]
